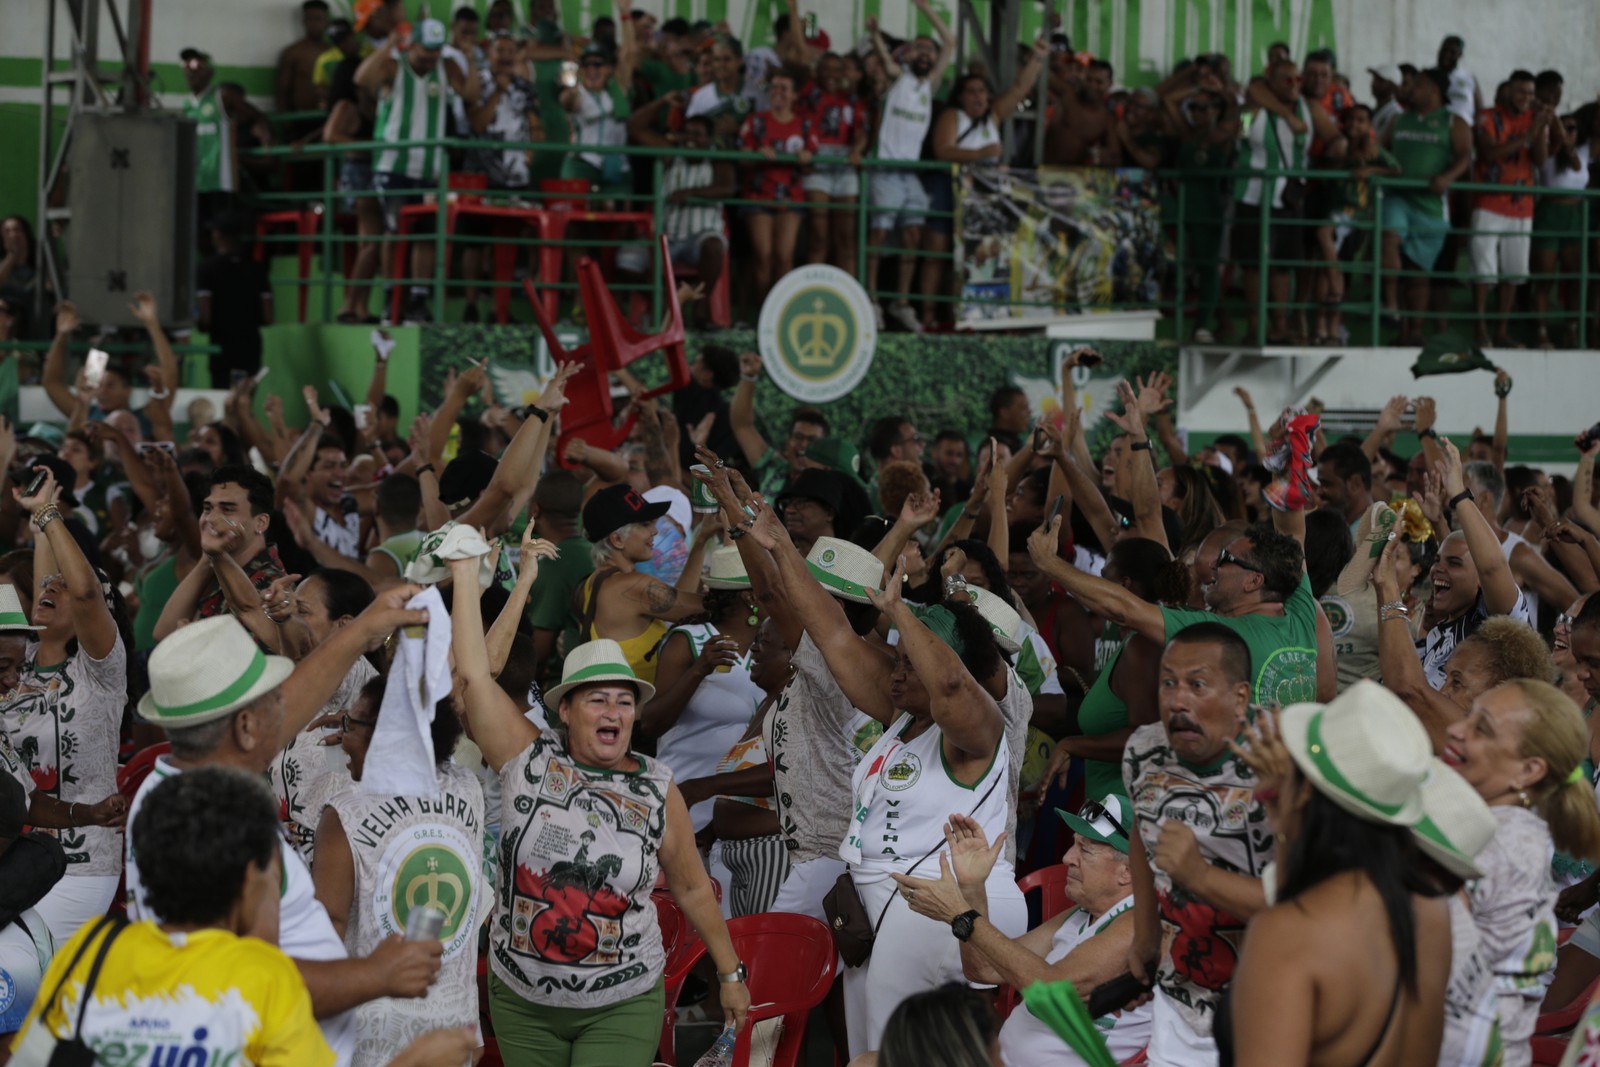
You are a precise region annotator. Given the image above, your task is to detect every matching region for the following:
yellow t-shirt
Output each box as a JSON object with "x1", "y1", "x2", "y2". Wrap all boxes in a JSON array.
[{"x1": 9, "y1": 921, "x2": 333, "y2": 1067}]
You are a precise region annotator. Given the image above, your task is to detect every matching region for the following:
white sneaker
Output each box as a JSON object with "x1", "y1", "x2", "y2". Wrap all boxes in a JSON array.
[{"x1": 888, "y1": 302, "x2": 923, "y2": 333}]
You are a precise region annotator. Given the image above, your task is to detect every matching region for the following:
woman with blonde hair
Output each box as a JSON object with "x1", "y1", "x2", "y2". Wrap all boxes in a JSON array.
[{"x1": 1442, "y1": 678, "x2": 1600, "y2": 1067}]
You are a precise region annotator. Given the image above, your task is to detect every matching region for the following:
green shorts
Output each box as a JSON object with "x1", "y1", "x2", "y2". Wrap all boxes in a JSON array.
[
  {"x1": 1533, "y1": 198, "x2": 1583, "y2": 252},
  {"x1": 1381, "y1": 196, "x2": 1451, "y2": 270},
  {"x1": 488, "y1": 973, "x2": 665, "y2": 1067}
]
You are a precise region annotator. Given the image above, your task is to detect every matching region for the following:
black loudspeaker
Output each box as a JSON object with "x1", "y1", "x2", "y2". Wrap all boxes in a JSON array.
[{"x1": 66, "y1": 111, "x2": 196, "y2": 328}]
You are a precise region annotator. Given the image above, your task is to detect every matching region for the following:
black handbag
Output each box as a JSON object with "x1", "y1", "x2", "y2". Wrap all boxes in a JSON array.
[
  {"x1": 823, "y1": 770, "x2": 1002, "y2": 968},
  {"x1": 25, "y1": 914, "x2": 127, "y2": 1067},
  {"x1": 0, "y1": 831, "x2": 67, "y2": 930}
]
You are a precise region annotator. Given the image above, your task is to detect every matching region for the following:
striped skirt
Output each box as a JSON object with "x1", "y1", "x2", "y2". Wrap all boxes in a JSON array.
[{"x1": 719, "y1": 834, "x2": 793, "y2": 917}]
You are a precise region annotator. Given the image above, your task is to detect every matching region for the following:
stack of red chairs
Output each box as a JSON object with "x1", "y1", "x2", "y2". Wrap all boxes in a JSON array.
[{"x1": 522, "y1": 233, "x2": 690, "y2": 465}]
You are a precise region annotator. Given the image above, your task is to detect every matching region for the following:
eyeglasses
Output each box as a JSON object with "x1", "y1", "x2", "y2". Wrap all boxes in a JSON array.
[
  {"x1": 1077, "y1": 799, "x2": 1128, "y2": 841},
  {"x1": 342, "y1": 712, "x2": 377, "y2": 732},
  {"x1": 1217, "y1": 548, "x2": 1262, "y2": 574}
]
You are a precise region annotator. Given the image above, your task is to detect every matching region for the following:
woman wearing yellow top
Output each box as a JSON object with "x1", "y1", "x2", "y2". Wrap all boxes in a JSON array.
[
  {"x1": 575, "y1": 483, "x2": 712, "y2": 685},
  {"x1": 9, "y1": 767, "x2": 474, "y2": 1067}
]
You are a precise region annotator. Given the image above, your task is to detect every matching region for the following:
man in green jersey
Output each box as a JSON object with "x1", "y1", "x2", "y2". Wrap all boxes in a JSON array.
[
  {"x1": 181, "y1": 49, "x2": 240, "y2": 248},
  {"x1": 1381, "y1": 67, "x2": 1472, "y2": 343},
  {"x1": 356, "y1": 18, "x2": 480, "y2": 323}
]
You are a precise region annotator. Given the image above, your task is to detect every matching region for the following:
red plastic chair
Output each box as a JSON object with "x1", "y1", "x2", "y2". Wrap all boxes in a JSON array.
[
  {"x1": 539, "y1": 177, "x2": 594, "y2": 210},
  {"x1": 664, "y1": 913, "x2": 835, "y2": 1067},
  {"x1": 109, "y1": 742, "x2": 171, "y2": 917},
  {"x1": 1121, "y1": 1050, "x2": 1149, "y2": 1066},
  {"x1": 1017, "y1": 864, "x2": 1075, "y2": 923},
  {"x1": 1532, "y1": 1035, "x2": 1570, "y2": 1065},
  {"x1": 655, "y1": 890, "x2": 707, "y2": 1066},
  {"x1": 254, "y1": 209, "x2": 320, "y2": 321},
  {"x1": 577, "y1": 237, "x2": 688, "y2": 374},
  {"x1": 1536, "y1": 974, "x2": 1600, "y2": 1035},
  {"x1": 659, "y1": 227, "x2": 732, "y2": 328}
]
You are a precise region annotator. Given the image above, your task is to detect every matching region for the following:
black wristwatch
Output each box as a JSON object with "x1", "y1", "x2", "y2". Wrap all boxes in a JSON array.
[
  {"x1": 1416, "y1": 427, "x2": 1439, "y2": 440},
  {"x1": 1447, "y1": 489, "x2": 1474, "y2": 511},
  {"x1": 951, "y1": 909, "x2": 981, "y2": 942}
]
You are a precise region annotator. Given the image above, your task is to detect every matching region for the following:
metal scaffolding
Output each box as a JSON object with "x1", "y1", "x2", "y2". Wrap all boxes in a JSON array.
[{"x1": 34, "y1": 0, "x2": 152, "y2": 320}]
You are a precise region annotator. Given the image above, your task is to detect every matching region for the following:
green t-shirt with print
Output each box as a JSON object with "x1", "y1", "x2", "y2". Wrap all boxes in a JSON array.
[{"x1": 1161, "y1": 572, "x2": 1321, "y2": 706}]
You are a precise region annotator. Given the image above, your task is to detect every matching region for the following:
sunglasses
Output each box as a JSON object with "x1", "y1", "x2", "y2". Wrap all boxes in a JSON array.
[
  {"x1": 1217, "y1": 547, "x2": 1262, "y2": 574},
  {"x1": 342, "y1": 712, "x2": 377, "y2": 732},
  {"x1": 581, "y1": 59, "x2": 608, "y2": 69},
  {"x1": 1077, "y1": 799, "x2": 1129, "y2": 841}
]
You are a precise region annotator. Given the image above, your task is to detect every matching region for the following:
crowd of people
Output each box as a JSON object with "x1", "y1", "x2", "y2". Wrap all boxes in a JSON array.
[
  {"x1": 3, "y1": 4, "x2": 1571, "y2": 349},
  {"x1": 2, "y1": 312, "x2": 1600, "y2": 1067}
]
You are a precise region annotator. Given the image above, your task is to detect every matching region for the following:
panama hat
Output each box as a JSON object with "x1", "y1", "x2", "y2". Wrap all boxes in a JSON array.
[
  {"x1": 702, "y1": 545, "x2": 751, "y2": 590},
  {"x1": 1058, "y1": 793, "x2": 1133, "y2": 853},
  {"x1": 1410, "y1": 758, "x2": 1493, "y2": 880},
  {"x1": 0, "y1": 584, "x2": 42, "y2": 633},
  {"x1": 805, "y1": 537, "x2": 884, "y2": 604},
  {"x1": 137, "y1": 616, "x2": 295, "y2": 726},
  {"x1": 543, "y1": 639, "x2": 657, "y2": 706},
  {"x1": 964, "y1": 585, "x2": 1023, "y2": 654},
  {"x1": 1278, "y1": 680, "x2": 1432, "y2": 826}
]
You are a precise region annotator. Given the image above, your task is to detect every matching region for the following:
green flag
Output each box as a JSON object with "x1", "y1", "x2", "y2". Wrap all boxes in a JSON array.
[
  {"x1": 1020, "y1": 980, "x2": 1121, "y2": 1067},
  {"x1": 1410, "y1": 332, "x2": 1497, "y2": 378}
]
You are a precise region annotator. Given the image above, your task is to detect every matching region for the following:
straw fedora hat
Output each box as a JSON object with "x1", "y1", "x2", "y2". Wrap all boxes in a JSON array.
[
  {"x1": 702, "y1": 545, "x2": 751, "y2": 590},
  {"x1": 137, "y1": 616, "x2": 295, "y2": 726},
  {"x1": 0, "y1": 584, "x2": 43, "y2": 633},
  {"x1": 805, "y1": 537, "x2": 884, "y2": 604},
  {"x1": 1278, "y1": 680, "x2": 1432, "y2": 826},
  {"x1": 543, "y1": 639, "x2": 657, "y2": 706},
  {"x1": 1410, "y1": 758, "x2": 1493, "y2": 880},
  {"x1": 1335, "y1": 502, "x2": 1399, "y2": 597},
  {"x1": 964, "y1": 585, "x2": 1023, "y2": 654}
]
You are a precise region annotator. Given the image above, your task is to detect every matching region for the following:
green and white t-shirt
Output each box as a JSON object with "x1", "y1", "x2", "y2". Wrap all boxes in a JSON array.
[
  {"x1": 1161, "y1": 573, "x2": 1321, "y2": 706},
  {"x1": 375, "y1": 55, "x2": 452, "y2": 180},
  {"x1": 183, "y1": 84, "x2": 235, "y2": 193}
]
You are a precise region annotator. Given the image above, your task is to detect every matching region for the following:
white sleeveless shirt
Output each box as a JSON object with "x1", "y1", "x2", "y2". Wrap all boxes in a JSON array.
[
  {"x1": 842, "y1": 712, "x2": 1011, "y2": 885},
  {"x1": 326, "y1": 762, "x2": 489, "y2": 1067},
  {"x1": 655, "y1": 624, "x2": 763, "y2": 831},
  {"x1": 998, "y1": 895, "x2": 1151, "y2": 1066},
  {"x1": 1499, "y1": 529, "x2": 1540, "y2": 620},
  {"x1": 491, "y1": 734, "x2": 673, "y2": 1008}
]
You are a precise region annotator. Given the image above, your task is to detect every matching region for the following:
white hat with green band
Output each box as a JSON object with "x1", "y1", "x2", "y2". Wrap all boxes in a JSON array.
[
  {"x1": 964, "y1": 585, "x2": 1023, "y2": 654},
  {"x1": 1277, "y1": 679, "x2": 1432, "y2": 826},
  {"x1": 1409, "y1": 758, "x2": 1492, "y2": 881},
  {"x1": 804, "y1": 537, "x2": 884, "y2": 604},
  {"x1": 543, "y1": 638, "x2": 657, "y2": 706},
  {"x1": 702, "y1": 545, "x2": 751, "y2": 590},
  {"x1": 137, "y1": 616, "x2": 295, "y2": 726},
  {"x1": 0, "y1": 584, "x2": 43, "y2": 632}
]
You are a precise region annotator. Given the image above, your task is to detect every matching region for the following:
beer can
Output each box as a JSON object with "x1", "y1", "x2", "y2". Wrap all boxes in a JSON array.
[{"x1": 405, "y1": 905, "x2": 446, "y2": 941}]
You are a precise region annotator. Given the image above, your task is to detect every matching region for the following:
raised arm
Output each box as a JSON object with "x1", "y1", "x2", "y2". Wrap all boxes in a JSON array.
[
  {"x1": 993, "y1": 38, "x2": 1048, "y2": 123},
  {"x1": 20, "y1": 469, "x2": 118, "y2": 659},
  {"x1": 486, "y1": 532, "x2": 558, "y2": 677},
  {"x1": 613, "y1": 0, "x2": 638, "y2": 98},
  {"x1": 1442, "y1": 437, "x2": 1519, "y2": 615},
  {"x1": 873, "y1": 489, "x2": 941, "y2": 569},
  {"x1": 154, "y1": 554, "x2": 216, "y2": 641},
  {"x1": 866, "y1": 16, "x2": 902, "y2": 81},
  {"x1": 728, "y1": 356, "x2": 775, "y2": 470},
  {"x1": 871, "y1": 559, "x2": 1003, "y2": 757},
  {"x1": 428, "y1": 362, "x2": 488, "y2": 467},
  {"x1": 1108, "y1": 378, "x2": 1169, "y2": 551},
  {"x1": 129, "y1": 292, "x2": 181, "y2": 405},
  {"x1": 42, "y1": 302, "x2": 80, "y2": 418},
  {"x1": 914, "y1": 0, "x2": 956, "y2": 87},
  {"x1": 1373, "y1": 538, "x2": 1459, "y2": 750},
  {"x1": 747, "y1": 501, "x2": 896, "y2": 722},
  {"x1": 1027, "y1": 516, "x2": 1166, "y2": 642},
  {"x1": 1362, "y1": 395, "x2": 1407, "y2": 462},
  {"x1": 449, "y1": 555, "x2": 541, "y2": 771},
  {"x1": 1491, "y1": 369, "x2": 1510, "y2": 471},
  {"x1": 1054, "y1": 409, "x2": 1119, "y2": 556}
]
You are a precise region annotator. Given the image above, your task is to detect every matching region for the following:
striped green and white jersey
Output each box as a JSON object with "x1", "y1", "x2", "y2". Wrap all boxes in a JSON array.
[
  {"x1": 374, "y1": 54, "x2": 452, "y2": 180},
  {"x1": 183, "y1": 84, "x2": 235, "y2": 193}
]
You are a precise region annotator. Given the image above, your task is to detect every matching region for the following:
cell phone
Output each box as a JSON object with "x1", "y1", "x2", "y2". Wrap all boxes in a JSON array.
[
  {"x1": 1576, "y1": 421, "x2": 1600, "y2": 452},
  {"x1": 559, "y1": 60, "x2": 579, "y2": 88},
  {"x1": 1074, "y1": 347, "x2": 1103, "y2": 368},
  {"x1": 84, "y1": 348, "x2": 109, "y2": 390},
  {"x1": 1033, "y1": 426, "x2": 1048, "y2": 452},
  {"x1": 803, "y1": 11, "x2": 818, "y2": 36},
  {"x1": 1045, "y1": 493, "x2": 1065, "y2": 526},
  {"x1": 1086, "y1": 972, "x2": 1154, "y2": 1017},
  {"x1": 23, "y1": 468, "x2": 49, "y2": 499}
]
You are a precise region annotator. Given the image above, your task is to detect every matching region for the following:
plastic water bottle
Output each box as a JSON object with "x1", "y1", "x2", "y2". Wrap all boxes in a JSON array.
[{"x1": 692, "y1": 1024, "x2": 736, "y2": 1067}]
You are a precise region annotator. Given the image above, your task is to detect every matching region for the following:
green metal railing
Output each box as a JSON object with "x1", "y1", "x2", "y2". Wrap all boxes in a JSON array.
[{"x1": 242, "y1": 134, "x2": 1600, "y2": 344}]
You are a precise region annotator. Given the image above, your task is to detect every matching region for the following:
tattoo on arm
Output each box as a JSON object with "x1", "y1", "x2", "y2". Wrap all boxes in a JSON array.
[{"x1": 646, "y1": 580, "x2": 679, "y2": 616}]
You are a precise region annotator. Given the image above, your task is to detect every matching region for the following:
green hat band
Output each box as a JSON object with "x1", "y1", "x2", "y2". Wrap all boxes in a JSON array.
[
  {"x1": 806, "y1": 560, "x2": 875, "y2": 601},
  {"x1": 1303, "y1": 710, "x2": 1404, "y2": 818},
  {"x1": 0, "y1": 611, "x2": 32, "y2": 628},
  {"x1": 561, "y1": 660, "x2": 640, "y2": 688},
  {"x1": 154, "y1": 646, "x2": 268, "y2": 719}
]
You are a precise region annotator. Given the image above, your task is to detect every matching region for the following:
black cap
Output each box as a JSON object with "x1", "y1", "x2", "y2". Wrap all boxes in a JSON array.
[
  {"x1": 437, "y1": 450, "x2": 498, "y2": 510},
  {"x1": 179, "y1": 47, "x2": 212, "y2": 64},
  {"x1": 583, "y1": 483, "x2": 670, "y2": 542},
  {"x1": 327, "y1": 18, "x2": 354, "y2": 42},
  {"x1": 29, "y1": 455, "x2": 81, "y2": 509}
]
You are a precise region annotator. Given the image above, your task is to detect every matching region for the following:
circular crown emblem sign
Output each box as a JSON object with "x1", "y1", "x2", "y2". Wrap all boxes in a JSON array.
[
  {"x1": 758, "y1": 265, "x2": 877, "y2": 403},
  {"x1": 819, "y1": 548, "x2": 837, "y2": 567}
]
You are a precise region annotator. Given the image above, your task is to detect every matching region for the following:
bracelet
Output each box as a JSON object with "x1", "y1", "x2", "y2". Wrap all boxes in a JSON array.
[
  {"x1": 740, "y1": 373, "x2": 760, "y2": 383},
  {"x1": 1378, "y1": 599, "x2": 1409, "y2": 623},
  {"x1": 1416, "y1": 427, "x2": 1439, "y2": 440},
  {"x1": 416, "y1": 463, "x2": 435, "y2": 476},
  {"x1": 961, "y1": 506, "x2": 982, "y2": 519},
  {"x1": 1130, "y1": 440, "x2": 1153, "y2": 452},
  {"x1": 146, "y1": 387, "x2": 171, "y2": 400},
  {"x1": 69, "y1": 802, "x2": 79, "y2": 827},
  {"x1": 728, "y1": 526, "x2": 747, "y2": 540},
  {"x1": 1447, "y1": 490, "x2": 1473, "y2": 511},
  {"x1": 524, "y1": 404, "x2": 550, "y2": 423},
  {"x1": 32, "y1": 505, "x2": 60, "y2": 532}
]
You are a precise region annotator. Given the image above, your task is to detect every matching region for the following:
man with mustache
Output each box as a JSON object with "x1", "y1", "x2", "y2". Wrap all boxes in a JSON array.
[{"x1": 1124, "y1": 622, "x2": 1271, "y2": 1067}]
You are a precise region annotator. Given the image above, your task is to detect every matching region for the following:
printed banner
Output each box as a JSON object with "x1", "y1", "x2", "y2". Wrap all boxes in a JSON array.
[{"x1": 955, "y1": 166, "x2": 1169, "y2": 327}]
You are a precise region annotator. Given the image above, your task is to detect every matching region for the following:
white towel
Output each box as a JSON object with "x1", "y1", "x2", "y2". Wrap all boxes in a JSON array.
[{"x1": 361, "y1": 585, "x2": 453, "y2": 799}]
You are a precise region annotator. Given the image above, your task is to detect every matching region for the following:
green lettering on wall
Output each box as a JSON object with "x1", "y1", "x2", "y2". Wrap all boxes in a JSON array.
[
  {"x1": 1251, "y1": 0, "x2": 1292, "y2": 60},
  {"x1": 1302, "y1": 0, "x2": 1337, "y2": 56}
]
